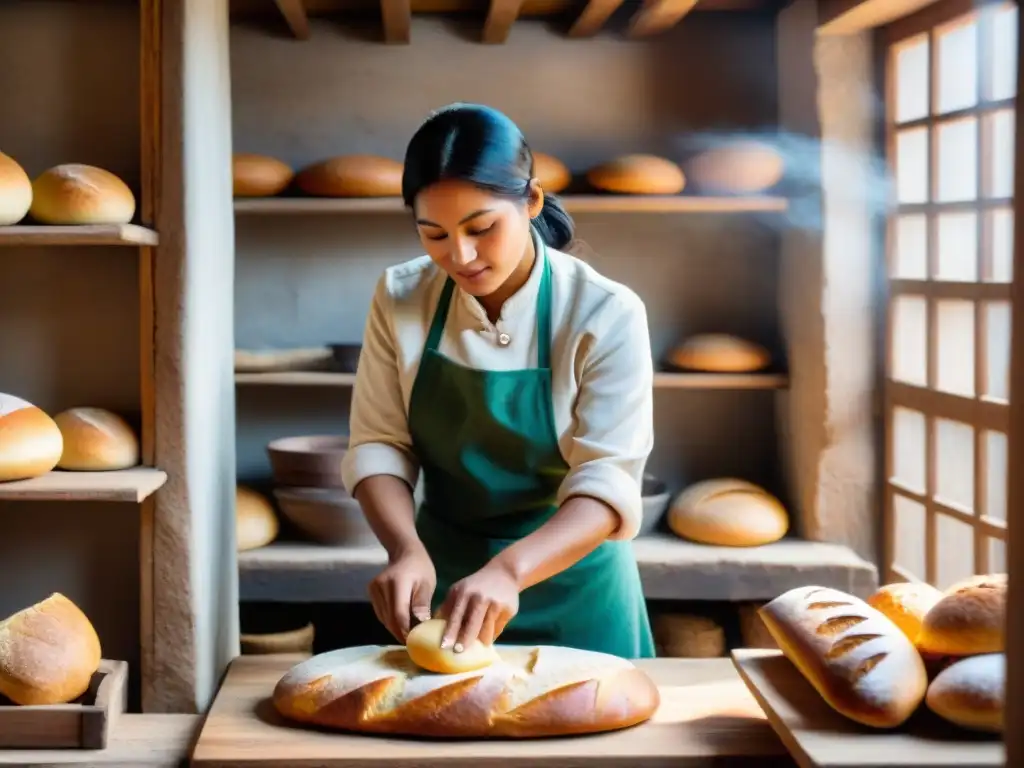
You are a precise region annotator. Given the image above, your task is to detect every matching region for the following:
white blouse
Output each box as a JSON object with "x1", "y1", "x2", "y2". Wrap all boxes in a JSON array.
[{"x1": 340, "y1": 243, "x2": 655, "y2": 541}]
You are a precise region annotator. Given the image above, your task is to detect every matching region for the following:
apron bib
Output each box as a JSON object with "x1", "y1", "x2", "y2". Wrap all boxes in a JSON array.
[{"x1": 406, "y1": 238, "x2": 655, "y2": 659}]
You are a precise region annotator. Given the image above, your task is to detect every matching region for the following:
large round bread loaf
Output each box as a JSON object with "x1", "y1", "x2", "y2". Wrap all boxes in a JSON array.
[
  {"x1": 866, "y1": 581, "x2": 943, "y2": 644},
  {"x1": 586, "y1": 154, "x2": 685, "y2": 195},
  {"x1": 917, "y1": 573, "x2": 1006, "y2": 656},
  {"x1": 30, "y1": 164, "x2": 135, "y2": 225},
  {"x1": 667, "y1": 478, "x2": 788, "y2": 547},
  {"x1": 295, "y1": 155, "x2": 403, "y2": 197},
  {"x1": 0, "y1": 151, "x2": 32, "y2": 225},
  {"x1": 667, "y1": 334, "x2": 771, "y2": 373},
  {"x1": 532, "y1": 152, "x2": 571, "y2": 193},
  {"x1": 685, "y1": 141, "x2": 785, "y2": 194},
  {"x1": 236, "y1": 485, "x2": 279, "y2": 551},
  {"x1": 273, "y1": 644, "x2": 660, "y2": 738},
  {"x1": 233, "y1": 153, "x2": 294, "y2": 197},
  {"x1": 925, "y1": 653, "x2": 1004, "y2": 733},
  {"x1": 53, "y1": 407, "x2": 140, "y2": 471},
  {"x1": 759, "y1": 585, "x2": 928, "y2": 729},
  {"x1": 0, "y1": 393, "x2": 63, "y2": 483}
]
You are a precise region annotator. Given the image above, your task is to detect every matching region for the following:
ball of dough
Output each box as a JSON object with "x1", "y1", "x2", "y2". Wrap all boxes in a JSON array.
[
  {"x1": 0, "y1": 393, "x2": 63, "y2": 483},
  {"x1": 667, "y1": 478, "x2": 788, "y2": 547},
  {"x1": 295, "y1": 155, "x2": 403, "y2": 197},
  {"x1": 685, "y1": 141, "x2": 785, "y2": 194},
  {"x1": 532, "y1": 152, "x2": 571, "y2": 193},
  {"x1": 586, "y1": 154, "x2": 685, "y2": 195},
  {"x1": 233, "y1": 153, "x2": 294, "y2": 197},
  {"x1": 236, "y1": 485, "x2": 279, "y2": 551},
  {"x1": 406, "y1": 618, "x2": 500, "y2": 674},
  {"x1": 667, "y1": 334, "x2": 772, "y2": 373},
  {"x1": 53, "y1": 407, "x2": 140, "y2": 471},
  {"x1": 30, "y1": 164, "x2": 136, "y2": 225},
  {"x1": 0, "y1": 151, "x2": 32, "y2": 225}
]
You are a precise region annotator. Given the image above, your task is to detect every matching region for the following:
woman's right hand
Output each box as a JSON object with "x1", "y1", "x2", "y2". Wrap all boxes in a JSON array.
[{"x1": 369, "y1": 546, "x2": 437, "y2": 642}]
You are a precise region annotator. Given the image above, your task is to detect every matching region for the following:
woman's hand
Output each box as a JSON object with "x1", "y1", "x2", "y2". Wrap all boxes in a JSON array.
[
  {"x1": 369, "y1": 547, "x2": 436, "y2": 642},
  {"x1": 436, "y1": 561, "x2": 519, "y2": 651}
]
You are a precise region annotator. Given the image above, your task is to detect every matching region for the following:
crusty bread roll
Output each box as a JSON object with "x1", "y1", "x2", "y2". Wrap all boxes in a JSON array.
[
  {"x1": 29, "y1": 164, "x2": 135, "y2": 225},
  {"x1": 295, "y1": 155, "x2": 403, "y2": 197},
  {"x1": 667, "y1": 334, "x2": 772, "y2": 373},
  {"x1": 586, "y1": 154, "x2": 685, "y2": 195},
  {"x1": 917, "y1": 573, "x2": 1006, "y2": 656},
  {"x1": 0, "y1": 393, "x2": 63, "y2": 483},
  {"x1": 759, "y1": 585, "x2": 928, "y2": 729},
  {"x1": 0, "y1": 151, "x2": 32, "y2": 225},
  {"x1": 685, "y1": 141, "x2": 785, "y2": 194},
  {"x1": 273, "y1": 644, "x2": 660, "y2": 738},
  {"x1": 866, "y1": 581, "x2": 943, "y2": 644},
  {"x1": 532, "y1": 152, "x2": 571, "y2": 193},
  {"x1": 667, "y1": 478, "x2": 788, "y2": 547},
  {"x1": 233, "y1": 153, "x2": 294, "y2": 197},
  {"x1": 0, "y1": 593, "x2": 102, "y2": 705},
  {"x1": 406, "y1": 618, "x2": 500, "y2": 674},
  {"x1": 52, "y1": 407, "x2": 140, "y2": 471},
  {"x1": 925, "y1": 653, "x2": 1004, "y2": 733},
  {"x1": 236, "y1": 485, "x2": 279, "y2": 551}
]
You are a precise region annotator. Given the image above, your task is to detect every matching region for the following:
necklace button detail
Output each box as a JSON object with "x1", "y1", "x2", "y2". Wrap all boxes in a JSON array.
[{"x1": 497, "y1": 332, "x2": 511, "y2": 347}]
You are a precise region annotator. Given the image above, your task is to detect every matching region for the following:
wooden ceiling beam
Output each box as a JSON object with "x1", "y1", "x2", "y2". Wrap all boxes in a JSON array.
[
  {"x1": 627, "y1": 0, "x2": 699, "y2": 38},
  {"x1": 568, "y1": 0, "x2": 627, "y2": 37},
  {"x1": 482, "y1": 0, "x2": 526, "y2": 42},
  {"x1": 273, "y1": 0, "x2": 311, "y2": 38},
  {"x1": 817, "y1": 0, "x2": 941, "y2": 34},
  {"x1": 380, "y1": 0, "x2": 412, "y2": 42}
]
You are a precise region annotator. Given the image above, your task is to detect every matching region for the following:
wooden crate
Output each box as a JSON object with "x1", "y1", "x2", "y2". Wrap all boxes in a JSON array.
[{"x1": 0, "y1": 659, "x2": 128, "y2": 749}]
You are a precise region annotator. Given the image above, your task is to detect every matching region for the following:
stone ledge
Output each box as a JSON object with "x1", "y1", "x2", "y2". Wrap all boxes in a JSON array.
[{"x1": 238, "y1": 533, "x2": 878, "y2": 603}]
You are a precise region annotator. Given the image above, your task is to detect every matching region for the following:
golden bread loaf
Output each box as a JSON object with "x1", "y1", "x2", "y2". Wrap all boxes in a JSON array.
[
  {"x1": 0, "y1": 393, "x2": 63, "y2": 483},
  {"x1": 273, "y1": 644, "x2": 660, "y2": 738},
  {"x1": 236, "y1": 485, "x2": 279, "y2": 551},
  {"x1": 405, "y1": 618, "x2": 500, "y2": 674},
  {"x1": 532, "y1": 152, "x2": 571, "y2": 193},
  {"x1": 53, "y1": 407, "x2": 140, "y2": 471},
  {"x1": 667, "y1": 334, "x2": 771, "y2": 373},
  {"x1": 295, "y1": 155, "x2": 403, "y2": 197},
  {"x1": 925, "y1": 653, "x2": 1004, "y2": 733},
  {"x1": 586, "y1": 154, "x2": 685, "y2": 195},
  {"x1": 233, "y1": 153, "x2": 294, "y2": 197},
  {"x1": 667, "y1": 478, "x2": 788, "y2": 547},
  {"x1": 685, "y1": 141, "x2": 785, "y2": 194},
  {"x1": 0, "y1": 593, "x2": 102, "y2": 705},
  {"x1": 866, "y1": 581, "x2": 943, "y2": 644},
  {"x1": 917, "y1": 573, "x2": 1006, "y2": 656},
  {"x1": 759, "y1": 585, "x2": 928, "y2": 728},
  {"x1": 0, "y1": 151, "x2": 32, "y2": 225},
  {"x1": 30, "y1": 164, "x2": 135, "y2": 225}
]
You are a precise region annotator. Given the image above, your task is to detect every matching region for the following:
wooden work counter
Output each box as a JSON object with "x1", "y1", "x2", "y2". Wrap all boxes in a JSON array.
[{"x1": 191, "y1": 653, "x2": 795, "y2": 767}]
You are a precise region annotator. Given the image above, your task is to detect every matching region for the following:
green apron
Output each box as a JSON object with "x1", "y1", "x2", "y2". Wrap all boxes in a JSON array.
[{"x1": 407, "y1": 237, "x2": 655, "y2": 659}]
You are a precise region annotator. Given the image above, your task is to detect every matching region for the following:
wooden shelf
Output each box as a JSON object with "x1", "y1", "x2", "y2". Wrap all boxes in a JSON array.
[
  {"x1": 234, "y1": 195, "x2": 789, "y2": 215},
  {"x1": 235, "y1": 370, "x2": 789, "y2": 389},
  {"x1": 0, "y1": 224, "x2": 159, "y2": 246},
  {"x1": 0, "y1": 468, "x2": 168, "y2": 503}
]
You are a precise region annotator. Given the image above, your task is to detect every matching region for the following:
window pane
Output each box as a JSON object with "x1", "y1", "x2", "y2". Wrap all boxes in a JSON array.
[
  {"x1": 937, "y1": 118, "x2": 978, "y2": 202},
  {"x1": 984, "y1": 109, "x2": 1015, "y2": 198},
  {"x1": 897, "y1": 128, "x2": 930, "y2": 204},
  {"x1": 896, "y1": 35, "x2": 930, "y2": 122},
  {"x1": 983, "y1": 430, "x2": 1008, "y2": 522},
  {"x1": 986, "y1": 4, "x2": 1018, "y2": 101},
  {"x1": 935, "y1": 299, "x2": 974, "y2": 397},
  {"x1": 989, "y1": 536, "x2": 1007, "y2": 572},
  {"x1": 983, "y1": 300, "x2": 1011, "y2": 401},
  {"x1": 935, "y1": 211, "x2": 978, "y2": 281},
  {"x1": 935, "y1": 417, "x2": 974, "y2": 512},
  {"x1": 891, "y1": 295, "x2": 928, "y2": 385},
  {"x1": 892, "y1": 406, "x2": 927, "y2": 493},
  {"x1": 937, "y1": 17, "x2": 979, "y2": 113},
  {"x1": 894, "y1": 214, "x2": 928, "y2": 278},
  {"x1": 894, "y1": 493, "x2": 927, "y2": 579},
  {"x1": 987, "y1": 207, "x2": 1014, "y2": 282},
  {"x1": 936, "y1": 511, "x2": 975, "y2": 589}
]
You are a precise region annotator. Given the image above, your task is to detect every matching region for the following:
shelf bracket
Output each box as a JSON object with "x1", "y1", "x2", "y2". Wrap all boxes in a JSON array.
[
  {"x1": 482, "y1": 0, "x2": 526, "y2": 43},
  {"x1": 627, "y1": 0, "x2": 699, "y2": 38},
  {"x1": 568, "y1": 0, "x2": 627, "y2": 37}
]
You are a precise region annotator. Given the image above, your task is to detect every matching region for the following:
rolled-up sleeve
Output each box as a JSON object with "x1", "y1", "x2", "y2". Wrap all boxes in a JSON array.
[
  {"x1": 556, "y1": 293, "x2": 654, "y2": 541},
  {"x1": 341, "y1": 274, "x2": 420, "y2": 495}
]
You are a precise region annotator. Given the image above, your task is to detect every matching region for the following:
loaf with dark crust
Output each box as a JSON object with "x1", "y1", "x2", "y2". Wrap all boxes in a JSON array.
[{"x1": 272, "y1": 644, "x2": 660, "y2": 738}]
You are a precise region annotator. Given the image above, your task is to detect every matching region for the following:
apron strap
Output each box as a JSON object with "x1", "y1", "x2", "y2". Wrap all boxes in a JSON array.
[{"x1": 424, "y1": 278, "x2": 456, "y2": 353}]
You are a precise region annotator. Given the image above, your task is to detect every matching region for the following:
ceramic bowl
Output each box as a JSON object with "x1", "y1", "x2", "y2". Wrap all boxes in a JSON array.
[
  {"x1": 267, "y1": 435, "x2": 349, "y2": 489},
  {"x1": 273, "y1": 487, "x2": 378, "y2": 547},
  {"x1": 639, "y1": 473, "x2": 671, "y2": 536}
]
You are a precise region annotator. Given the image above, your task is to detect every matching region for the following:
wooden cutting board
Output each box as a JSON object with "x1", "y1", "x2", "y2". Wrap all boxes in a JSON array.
[
  {"x1": 191, "y1": 652, "x2": 795, "y2": 767},
  {"x1": 731, "y1": 648, "x2": 1005, "y2": 768}
]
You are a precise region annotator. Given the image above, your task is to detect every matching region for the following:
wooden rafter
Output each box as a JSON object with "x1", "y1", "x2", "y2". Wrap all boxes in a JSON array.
[
  {"x1": 482, "y1": 0, "x2": 526, "y2": 42},
  {"x1": 568, "y1": 0, "x2": 627, "y2": 37},
  {"x1": 627, "y1": 0, "x2": 699, "y2": 38},
  {"x1": 380, "y1": 0, "x2": 412, "y2": 42},
  {"x1": 273, "y1": 0, "x2": 310, "y2": 38},
  {"x1": 818, "y1": 0, "x2": 941, "y2": 34}
]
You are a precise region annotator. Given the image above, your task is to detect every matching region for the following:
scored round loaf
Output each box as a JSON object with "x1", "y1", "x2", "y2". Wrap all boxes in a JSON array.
[
  {"x1": 273, "y1": 644, "x2": 661, "y2": 738},
  {"x1": 586, "y1": 154, "x2": 685, "y2": 195},
  {"x1": 866, "y1": 581, "x2": 943, "y2": 644},
  {"x1": 233, "y1": 153, "x2": 294, "y2": 197},
  {"x1": 53, "y1": 407, "x2": 140, "y2": 471},
  {"x1": 30, "y1": 164, "x2": 135, "y2": 225},
  {"x1": 0, "y1": 151, "x2": 32, "y2": 225},
  {"x1": 917, "y1": 573, "x2": 1006, "y2": 656},
  {"x1": 406, "y1": 618, "x2": 500, "y2": 674},
  {"x1": 667, "y1": 478, "x2": 788, "y2": 547},
  {"x1": 759, "y1": 585, "x2": 928, "y2": 729},
  {"x1": 684, "y1": 141, "x2": 785, "y2": 194},
  {"x1": 667, "y1": 334, "x2": 771, "y2": 373},
  {"x1": 0, "y1": 593, "x2": 102, "y2": 705},
  {"x1": 236, "y1": 485, "x2": 279, "y2": 551},
  {"x1": 925, "y1": 653, "x2": 1004, "y2": 733},
  {"x1": 0, "y1": 393, "x2": 63, "y2": 483},
  {"x1": 295, "y1": 155, "x2": 403, "y2": 197},
  {"x1": 532, "y1": 152, "x2": 571, "y2": 193}
]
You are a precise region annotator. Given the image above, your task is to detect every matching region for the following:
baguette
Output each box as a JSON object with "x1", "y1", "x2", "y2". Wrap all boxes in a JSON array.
[
  {"x1": 759, "y1": 585, "x2": 927, "y2": 728},
  {"x1": 273, "y1": 644, "x2": 660, "y2": 738}
]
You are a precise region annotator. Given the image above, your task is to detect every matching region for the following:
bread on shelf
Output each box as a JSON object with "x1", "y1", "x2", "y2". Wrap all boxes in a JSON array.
[
  {"x1": 865, "y1": 581, "x2": 943, "y2": 644},
  {"x1": 273, "y1": 643, "x2": 660, "y2": 737},
  {"x1": 667, "y1": 478, "x2": 788, "y2": 547},
  {"x1": 53, "y1": 407, "x2": 140, "y2": 471},
  {"x1": 295, "y1": 155, "x2": 403, "y2": 198},
  {"x1": 0, "y1": 151, "x2": 32, "y2": 225},
  {"x1": 29, "y1": 164, "x2": 136, "y2": 225},
  {"x1": 666, "y1": 334, "x2": 772, "y2": 373},
  {"x1": 0, "y1": 393, "x2": 63, "y2": 483},
  {"x1": 925, "y1": 653, "x2": 1004, "y2": 733},
  {"x1": 532, "y1": 152, "x2": 571, "y2": 193},
  {"x1": 684, "y1": 140, "x2": 785, "y2": 194},
  {"x1": 585, "y1": 154, "x2": 685, "y2": 195},
  {"x1": 917, "y1": 573, "x2": 1006, "y2": 656},
  {"x1": 236, "y1": 485, "x2": 280, "y2": 551},
  {"x1": 233, "y1": 153, "x2": 294, "y2": 197}
]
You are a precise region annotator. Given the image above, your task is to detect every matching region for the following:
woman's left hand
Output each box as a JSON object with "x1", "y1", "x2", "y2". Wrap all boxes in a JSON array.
[{"x1": 437, "y1": 561, "x2": 519, "y2": 650}]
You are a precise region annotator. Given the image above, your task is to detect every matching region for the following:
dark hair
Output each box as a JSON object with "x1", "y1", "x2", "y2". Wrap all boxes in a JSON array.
[{"x1": 401, "y1": 103, "x2": 575, "y2": 251}]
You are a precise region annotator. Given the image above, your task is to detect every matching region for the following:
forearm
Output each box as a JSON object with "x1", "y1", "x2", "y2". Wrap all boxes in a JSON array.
[
  {"x1": 489, "y1": 495, "x2": 618, "y2": 591},
  {"x1": 354, "y1": 475, "x2": 425, "y2": 561}
]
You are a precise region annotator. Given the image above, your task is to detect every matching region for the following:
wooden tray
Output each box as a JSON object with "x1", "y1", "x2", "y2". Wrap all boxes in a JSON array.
[
  {"x1": 0, "y1": 659, "x2": 128, "y2": 749},
  {"x1": 731, "y1": 648, "x2": 1004, "y2": 768}
]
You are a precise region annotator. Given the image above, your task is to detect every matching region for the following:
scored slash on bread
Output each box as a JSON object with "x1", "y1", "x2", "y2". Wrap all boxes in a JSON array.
[{"x1": 273, "y1": 644, "x2": 660, "y2": 738}]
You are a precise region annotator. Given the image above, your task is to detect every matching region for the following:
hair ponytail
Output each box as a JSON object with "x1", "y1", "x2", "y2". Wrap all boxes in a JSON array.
[{"x1": 531, "y1": 194, "x2": 574, "y2": 251}]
